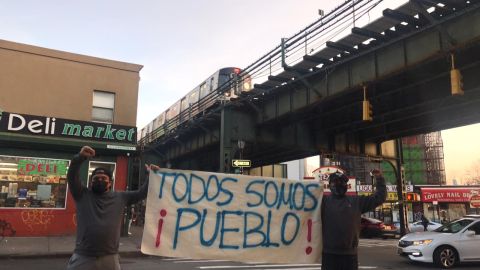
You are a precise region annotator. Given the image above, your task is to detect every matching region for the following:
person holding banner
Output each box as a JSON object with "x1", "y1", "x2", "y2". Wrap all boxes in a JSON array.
[
  {"x1": 66, "y1": 146, "x2": 159, "y2": 270},
  {"x1": 321, "y1": 169, "x2": 386, "y2": 270}
]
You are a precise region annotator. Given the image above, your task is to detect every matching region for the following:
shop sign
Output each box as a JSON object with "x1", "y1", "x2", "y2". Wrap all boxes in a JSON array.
[
  {"x1": 357, "y1": 191, "x2": 398, "y2": 201},
  {"x1": 421, "y1": 188, "x2": 480, "y2": 203},
  {"x1": 312, "y1": 167, "x2": 356, "y2": 195},
  {"x1": 357, "y1": 184, "x2": 413, "y2": 193},
  {"x1": 471, "y1": 194, "x2": 480, "y2": 208},
  {"x1": 17, "y1": 158, "x2": 68, "y2": 176},
  {"x1": 0, "y1": 112, "x2": 137, "y2": 144}
]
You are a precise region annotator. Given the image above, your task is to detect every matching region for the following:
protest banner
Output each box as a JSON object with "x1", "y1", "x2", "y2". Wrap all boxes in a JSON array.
[{"x1": 141, "y1": 169, "x2": 323, "y2": 263}]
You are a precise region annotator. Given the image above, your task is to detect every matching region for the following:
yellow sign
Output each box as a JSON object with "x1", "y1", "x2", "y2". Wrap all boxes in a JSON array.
[
  {"x1": 359, "y1": 192, "x2": 398, "y2": 201},
  {"x1": 232, "y1": 159, "x2": 251, "y2": 167}
]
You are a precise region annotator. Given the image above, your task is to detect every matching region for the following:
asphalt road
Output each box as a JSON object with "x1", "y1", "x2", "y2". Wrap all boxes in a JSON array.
[{"x1": 1, "y1": 239, "x2": 480, "y2": 270}]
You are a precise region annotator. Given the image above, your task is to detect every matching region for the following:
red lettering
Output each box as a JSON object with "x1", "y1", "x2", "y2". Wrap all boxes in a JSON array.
[
  {"x1": 26, "y1": 164, "x2": 35, "y2": 172},
  {"x1": 37, "y1": 164, "x2": 44, "y2": 172}
]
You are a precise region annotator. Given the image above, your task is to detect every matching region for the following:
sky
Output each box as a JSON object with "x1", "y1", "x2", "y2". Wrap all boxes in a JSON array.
[{"x1": 0, "y1": 0, "x2": 478, "y2": 184}]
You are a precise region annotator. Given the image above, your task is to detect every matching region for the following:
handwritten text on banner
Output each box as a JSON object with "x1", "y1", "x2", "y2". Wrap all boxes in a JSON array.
[{"x1": 141, "y1": 169, "x2": 323, "y2": 263}]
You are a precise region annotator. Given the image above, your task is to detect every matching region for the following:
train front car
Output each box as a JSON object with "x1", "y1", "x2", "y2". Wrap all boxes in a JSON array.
[{"x1": 217, "y1": 67, "x2": 252, "y2": 99}]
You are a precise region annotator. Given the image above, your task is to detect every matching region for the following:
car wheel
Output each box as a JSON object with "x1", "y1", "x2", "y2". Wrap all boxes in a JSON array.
[{"x1": 433, "y1": 246, "x2": 458, "y2": 269}]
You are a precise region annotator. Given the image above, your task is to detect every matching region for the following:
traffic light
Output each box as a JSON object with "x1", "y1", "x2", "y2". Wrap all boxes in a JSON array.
[
  {"x1": 362, "y1": 100, "x2": 373, "y2": 121},
  {"x1": 450, "y1": 68, "x2": 464, "y2": 95},
  {"x1": 450, "y1": 54, "x2": 464, "y2": 96},
  {"x1": 406, "y1": 193, "x2": 420, "y2": 202},
  {"x1": 362, "y1": 85, "x2": 373, "y2": 121}
]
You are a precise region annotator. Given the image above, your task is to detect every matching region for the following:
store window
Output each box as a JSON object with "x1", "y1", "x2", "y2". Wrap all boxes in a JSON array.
[
  {"x1": 92, "y1": 90, "x2": 115, "y2": 123},
  {"x1": 0, "y1": 155, "x2": 68, "y2": 208},
  {"x1": 87, "y1": 161, "x2": 116, "y2": 190}
]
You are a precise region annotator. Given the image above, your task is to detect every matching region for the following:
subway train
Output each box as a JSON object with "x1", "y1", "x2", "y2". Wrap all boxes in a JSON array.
[{"x1": 139, "y1": 67, "x2": 252, "y2": 144}]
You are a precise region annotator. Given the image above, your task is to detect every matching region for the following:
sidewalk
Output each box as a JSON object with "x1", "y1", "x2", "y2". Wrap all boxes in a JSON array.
[{"x1": 0, "y1": 225, "x2": 144, "y2": 259}]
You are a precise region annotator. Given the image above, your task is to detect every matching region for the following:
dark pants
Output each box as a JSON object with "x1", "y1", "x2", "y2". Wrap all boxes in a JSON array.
[
  {"x1": 66, "y1": 253, "x2": 121, "y2": 270},
  {"x1": 322, "y1": 252, "x2": 358, "y2": 270}
]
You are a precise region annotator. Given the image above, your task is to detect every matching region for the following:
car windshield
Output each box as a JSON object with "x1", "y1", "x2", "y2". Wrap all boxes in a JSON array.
[{"x1": 434, "y1": 219, "x2": 473, "y2": 233}]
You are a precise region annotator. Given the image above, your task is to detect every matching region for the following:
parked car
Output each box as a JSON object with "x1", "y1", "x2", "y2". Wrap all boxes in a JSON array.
[
  {"x1": 361, "y1": 217, "x2": 384, "y2": 238},
  {"x1": 360, "y1": 217, "x2": 397, "y2": 238},
  {"x1": 394, "y1": 220, "x2": 443, "y2": 233},
  {"x1": 397, "y1": 216, "x2": 480, "y2": 268}
]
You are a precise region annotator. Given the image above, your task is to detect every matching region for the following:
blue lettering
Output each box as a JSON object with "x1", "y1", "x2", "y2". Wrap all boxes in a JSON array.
[
  {"x1": 217, "y1": 177, "x2": 237, "y2": 206},
  {"x1": 264, "y1": 181, "x2": 279, "y2": 208},
  {"x1": 304, "y1": 183, "x2": 320, "y2": 211},
  {"x1": 281, "y1": 212, "x2": 300, "y2": 245},
  {"x1": 264, "y1": 210, "x2": 279, "y2": 247},
  {"x1": 200, "y1": 209, "x2": 221, "y2": 246},
  {"x1": 245, "y1": 180, "x2": 265, "y2": 208},
  {"x1": 219, "y1": 210, "x2": 242, "y2": 249},
  {"x1": 292, "y1": 183, "x2": 306, "y2": 210},
  {"x1": 276, "y1": 182, "x2": 294, "y2": 210},
  {"x1": 173, "y1": 208, "x2": 201, "y2": 249},
  {"x1": 205, "y1": 175, "x2": 221, "y2": 202},
  {"x1": 172, "y1": 173, "x2": 189, "y2": 202},
  {"x1": 158, "y1": 172, "x2": 176, "y2": 198},
  {"x1": 243, "y1": 211, "x2": 265, "y2": 248},
  {"x1": 188, "y1": 173, "x2": 206, "y2": 204}
]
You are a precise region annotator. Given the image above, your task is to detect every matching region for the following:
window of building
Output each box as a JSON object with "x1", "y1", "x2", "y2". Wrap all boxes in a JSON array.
[
  {"x1": 92, "y1": 90, "x2": 115, "y2": 123},
  {"x1": 0, "y1": 155, "x2": 69, "y2": 209}
]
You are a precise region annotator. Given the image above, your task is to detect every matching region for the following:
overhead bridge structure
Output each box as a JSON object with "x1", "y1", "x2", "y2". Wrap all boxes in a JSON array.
[{"x1": 139, "y1": 0, "x2": 480, "y2": 173}]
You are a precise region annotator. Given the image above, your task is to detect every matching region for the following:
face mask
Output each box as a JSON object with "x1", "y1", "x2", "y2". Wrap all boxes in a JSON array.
[
  {"x1": 92, "y1": 180, "x2": 108, "y2": 194},
  {"x1": 330, "y1": 181, "x2": 347, "y2": 197}
]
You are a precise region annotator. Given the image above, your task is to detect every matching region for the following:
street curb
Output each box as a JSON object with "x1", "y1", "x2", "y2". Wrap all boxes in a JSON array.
[{"x1": 0, "y1": 251, "x2": 146, "y2": 260}]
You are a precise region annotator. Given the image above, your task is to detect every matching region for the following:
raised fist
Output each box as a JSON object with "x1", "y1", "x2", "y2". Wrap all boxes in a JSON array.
[{"x1": 79, "y1": 146, "x2": 95, "y2": 158}]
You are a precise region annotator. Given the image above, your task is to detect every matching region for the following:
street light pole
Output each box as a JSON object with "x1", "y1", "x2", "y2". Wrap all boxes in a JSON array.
[{"x1": 372, "y1": 139, "x2": 408, "y2": 236}]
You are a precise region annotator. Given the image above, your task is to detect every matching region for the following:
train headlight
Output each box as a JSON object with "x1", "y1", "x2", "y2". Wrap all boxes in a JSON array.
[{"x1": 243, "y1": 81, "x2": 252, "y2": 91}]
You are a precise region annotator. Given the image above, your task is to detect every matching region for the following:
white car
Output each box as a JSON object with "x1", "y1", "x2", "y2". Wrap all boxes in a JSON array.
[
  {"x1": 409, "y1": 220, "x2": 443, "y2": 232},
  {"x1": 394, "y1": 220, "x2": 443, "y2": 233},
  {"x1": 397, "y1": 216, "x2": 480, "y2": 268}
]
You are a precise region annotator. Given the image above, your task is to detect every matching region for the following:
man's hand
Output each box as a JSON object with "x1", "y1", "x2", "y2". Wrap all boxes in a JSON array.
[
  {"x1": 371, "y1": 169, "x2": 382, "y2": 178},
  {"x1": 79, "y1": 146, "x2": 95, "y2": 158},
  {"x1": 145, "y1": 164, "x2": 161, "y2": 173}
]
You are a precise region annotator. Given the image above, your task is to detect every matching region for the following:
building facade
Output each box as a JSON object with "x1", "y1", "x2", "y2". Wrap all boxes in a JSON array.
[{"x1": 0, "y1": 39, "x2": 142, "y2": 236}]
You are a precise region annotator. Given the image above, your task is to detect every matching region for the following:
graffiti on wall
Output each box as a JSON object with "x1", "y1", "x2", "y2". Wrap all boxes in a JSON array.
[
  {"x1": 20, "y1": 209, "x2": 54, "y2": 231},
  {"x1": 0, "y1": 219, "x2": 16, "y2": 239}
]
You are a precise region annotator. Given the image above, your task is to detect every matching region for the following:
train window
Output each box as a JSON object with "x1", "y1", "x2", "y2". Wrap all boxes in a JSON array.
[
  {"x1": 189, "y1": 90, "x2": 198, "y2": 105},
  {"x1": 199, "y1": 83, "x2": 208, "y2": 98},
  {"x1": 181, "y1": 97, "x2": 188, "y2": 111},
  {"x1": 156, "y1": 114, "x2": 164, "y2": 126}
]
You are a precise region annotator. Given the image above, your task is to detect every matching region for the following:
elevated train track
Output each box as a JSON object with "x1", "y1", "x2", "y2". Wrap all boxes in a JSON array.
[{"x1": 139, "y1": 0, "x2": 480, "y2": 171}]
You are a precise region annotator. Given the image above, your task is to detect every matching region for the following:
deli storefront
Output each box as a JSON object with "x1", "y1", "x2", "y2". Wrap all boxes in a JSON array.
[
  {"x1": 0, "y1": 111, "x2": 137, "y2": 236},
  {"x1": 421, "y1": 186, "x2": 480, "y2": 223}
]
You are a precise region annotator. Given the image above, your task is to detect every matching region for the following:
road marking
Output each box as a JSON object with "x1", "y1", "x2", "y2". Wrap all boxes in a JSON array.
[
  {"x1": 174, "y1": 259, "x2": 229, "y2": 263},
  {"x1": 199, "y1": 264, "x2": 321, "y2": 269},
  {"x1": 163, "y1": 258, "x2": 378, "y2": 269}
]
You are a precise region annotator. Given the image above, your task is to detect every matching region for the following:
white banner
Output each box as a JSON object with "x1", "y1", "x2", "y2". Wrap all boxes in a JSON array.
[{"x1": 141, "y1": 169, "x2": 323, "y2": 263}]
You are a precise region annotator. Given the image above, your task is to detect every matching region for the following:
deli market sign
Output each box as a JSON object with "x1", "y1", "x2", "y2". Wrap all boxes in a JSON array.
[
  {"x1": 0, "y1": 112, "x2": 136, "y2": 144},
  {"x1": 421, "y1": 187, "x2": 480, "y2": 203}
]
